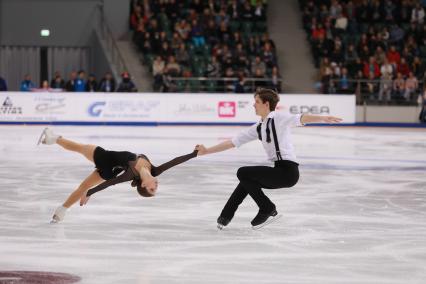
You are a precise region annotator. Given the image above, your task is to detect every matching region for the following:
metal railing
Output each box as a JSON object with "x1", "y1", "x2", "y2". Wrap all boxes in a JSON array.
[
  {"x1": 161, "y1": 77, "x2": 283, "y2": 93},
  {"x1": 328, "y1": 78, "x2": 424, "y2": 106},
  {"x1": 95, "y1": 3, "x2": 128, "y2": 76}
]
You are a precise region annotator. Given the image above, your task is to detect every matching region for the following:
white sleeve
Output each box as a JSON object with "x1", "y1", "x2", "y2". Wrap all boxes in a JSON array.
[
  {"x1": 231, "y1": 123, "x2": 258, "y2": 147},
  {"x1": 275, "y1": 112, "x2": 304, "y2": 127}
]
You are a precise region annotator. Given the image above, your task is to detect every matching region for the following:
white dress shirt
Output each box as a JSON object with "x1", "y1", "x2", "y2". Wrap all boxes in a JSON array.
[{"x1": 231, "y1": 111, "x2": 304, "y2": 162}]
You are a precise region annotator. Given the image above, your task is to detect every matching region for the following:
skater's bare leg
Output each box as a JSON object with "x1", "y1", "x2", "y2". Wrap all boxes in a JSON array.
[
  {"x1": 39, "y1": 128, "x2": 97, "y2": 162},
  {"x1": 56, "y1": 137, "x2": 97, "y2": 163},
  {"x1": 51, "y1": 170, "x2": 104, "y2": 222},
  {"x1": 62, "y1": 170, "x2": 104, "y2": 208}
]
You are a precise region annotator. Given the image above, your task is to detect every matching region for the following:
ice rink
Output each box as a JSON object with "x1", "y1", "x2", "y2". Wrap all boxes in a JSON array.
[{"x1": 0, "y1": 125, "x2": 425, "y2": 284}]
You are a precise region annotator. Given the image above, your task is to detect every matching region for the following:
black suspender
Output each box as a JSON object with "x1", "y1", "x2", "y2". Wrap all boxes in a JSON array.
[
  {"x1": 256, "y1": 118, "x2": 272, "y2": 142},
  {"x1": 271, "y1": 119, "x2": 283, "y2": 161},
  {"x1": 256, "y1": 117, "x2": 283, "y2": 161}
]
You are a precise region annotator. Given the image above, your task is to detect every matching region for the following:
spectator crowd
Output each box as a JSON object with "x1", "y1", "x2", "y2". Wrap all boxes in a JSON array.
[
  {"x1": 0, "y1": 71, "x2": 138, "y2": 93},
  {"x1": 130, "y1": 0, "x2": 281, "y2": 93},
  {"x1": 300, "y1": 0, "x2": 426, "y2": 104}
]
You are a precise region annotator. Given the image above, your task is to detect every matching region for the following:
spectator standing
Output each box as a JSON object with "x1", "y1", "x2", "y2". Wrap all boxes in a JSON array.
[
  {"x1": 0, "y1": 76, "x2": 7, "y2": 91},
  {"x1": 65, "y1": 71, "x2": 77, "y2": 92},
  {"x1": 234, "y1": 74, "x2": 246, "y2": 93},
  {"x1": 386, "y1": 45, "x2": 401, "y2": 68},
  {"x1": 74, "y1": 71, "x2": 86, "y2": 92},
  {"x1": 117, "y1": 72, "x2": 137, "y2": 92},
  {"x1": 393, "y1": 72, "x2": 406, "y2": 100},
  {"x1": 269, "y1": 66, "x2": 281, "y2": 93},
  {"x1": 99, "y1": 72, "x2": 116, "y2": 92},
  {"x1": 206, "y1": 56, "x2": 221, "y2": 77},
  {"x1": 175, "y1": 43, "x2": 190, "y2": 66},
  {"x1": 397, "y1": 58, "x2": 411, "y2": 78},
  {"x1": 419, "y1": 87, "x2": 426, "y2": 122},
  {"x1": 86, "y1": 74, "x2": 98, "y2": 92},
  {"x1": 164, "y1": 56, "x2": 181, "y2": 77},
  {"x1": 41, "y1": 80, "x2": 51, "y2": 91},
  {"x1": 411, "y1": 3, "x2": 425, "y2": 25},
  {"x1": 251, "y1": 55, "x2": 266, "y2": 77},
  {"x1": 50, "y1": 71, "x2": 65, "y2": 90},
  {"x1": 379, "y1": 58, "x2": 394, "y2": 103},
  {"x1": 20, "y1": 74, "x2": 35, "y2": 92},
  {"x1": 404, "y1": 72, "x2": 418, "y2": 101},
  {"x1": 190, "y1": 19, "x2": 205, "y2": 47},
  {"x1": 338, "y1": 67, "x2": 350, "y2": 94},
  {"x1": 152, "y1": 56, "x2": 165, "y2": 91},
  {"x1": 363, "y1": 57, "x2": 380, "y2": 79}
]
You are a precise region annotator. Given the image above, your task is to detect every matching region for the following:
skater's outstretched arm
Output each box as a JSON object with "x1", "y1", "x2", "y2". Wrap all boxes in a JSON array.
[
  {"x1": 84, "y1": 150, "x2": 199, "y2": 198},
  {"x1": 151, "y1": 150, "x2": 198, "y2": 176},
  {"x1": 86, "y1": 167, "x2": 135, "y2": 197},
  {"x1": 301, "y1": 115, "x2": 342, "y2": 124},
  {"x1": 196, "y1": 140, "x2": 234, "y2": 156}
]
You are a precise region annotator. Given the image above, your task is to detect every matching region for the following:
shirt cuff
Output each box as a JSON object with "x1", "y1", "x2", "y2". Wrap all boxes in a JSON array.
[
  {"x1": 231, "y1": 136, "x2": 242, "y2": 148},
  {"x1": 298, "y1": 114, "x2": 305, "y2": 126}
]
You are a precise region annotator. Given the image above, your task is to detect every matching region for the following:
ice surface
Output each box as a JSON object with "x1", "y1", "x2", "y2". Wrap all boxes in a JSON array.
[{"x1": 0, "y1": 125, "x2": 425, "y2": 284}]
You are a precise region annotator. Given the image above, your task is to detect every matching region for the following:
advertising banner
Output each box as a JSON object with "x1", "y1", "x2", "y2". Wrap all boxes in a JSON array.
[{"x1": 0, "y1": 92, "x2": 356, "y2": 124}]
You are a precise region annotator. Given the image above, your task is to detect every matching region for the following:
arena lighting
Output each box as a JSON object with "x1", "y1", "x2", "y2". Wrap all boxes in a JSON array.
[{"x1": 40, "y1": 29, "x2": 50, "y2": 37}]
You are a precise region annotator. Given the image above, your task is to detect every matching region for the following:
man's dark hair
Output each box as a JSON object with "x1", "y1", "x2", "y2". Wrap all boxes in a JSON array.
[{"x1": 254, "y1": 88, "x2": 280, "y2": 111}]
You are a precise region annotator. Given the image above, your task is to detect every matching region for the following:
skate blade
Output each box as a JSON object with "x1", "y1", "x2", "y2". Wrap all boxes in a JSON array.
[
  {"x1": 37, "y1": 128, "x2": 47, "y2": 145},
  {"x1": 49, "y1": 215, "x2": 60, "y2": 224},
  {"x1": 252, "y1": 214, "x2": 282, "y2": 230},
  {"x1": 217, "y1": 224, "x2": 225, "y2": 230}
]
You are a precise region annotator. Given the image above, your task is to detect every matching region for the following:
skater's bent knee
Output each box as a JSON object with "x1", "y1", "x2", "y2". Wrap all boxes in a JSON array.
[{"x1": 237, "y1": 167, "x2": 252, "y2": 180}]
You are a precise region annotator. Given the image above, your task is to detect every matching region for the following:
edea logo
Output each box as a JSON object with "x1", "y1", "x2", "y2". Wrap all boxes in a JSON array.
[
  {"x1": 0, "y1": 97, "x2": 23, "y2": 115},
  {"x1": 218, "y1": 101, "x2": 236, "y2": 117}
]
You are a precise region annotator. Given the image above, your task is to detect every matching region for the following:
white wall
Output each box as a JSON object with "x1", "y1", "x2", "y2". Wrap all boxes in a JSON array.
[
  {"x1": 0, "y1": 0, "x2": 130, "y2": 46},
  {"x1": 356, "y1": 106, "x2": 422, "y2": 123}
]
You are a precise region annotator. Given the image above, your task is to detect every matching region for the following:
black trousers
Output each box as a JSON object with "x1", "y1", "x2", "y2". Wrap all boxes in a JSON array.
[{"x1": 220, "y1": 160, "x2": 299, "y2": 219}]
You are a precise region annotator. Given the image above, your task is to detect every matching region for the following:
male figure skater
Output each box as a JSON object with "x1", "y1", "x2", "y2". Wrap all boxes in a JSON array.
[{"x1": 196, "y1": 88, "x2": 342, "y2": 229}]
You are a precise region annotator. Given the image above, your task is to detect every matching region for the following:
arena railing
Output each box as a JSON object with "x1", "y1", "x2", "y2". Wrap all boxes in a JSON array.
[
  {"x1": 328, "y1": 78, "x2": 424, "y2": 106},
  {"x1": 94, "y1": 3, "x2": 128, "y2": 77},
  {"x1": 166, "y1": 77, "x2": 283, "y2": 93}
]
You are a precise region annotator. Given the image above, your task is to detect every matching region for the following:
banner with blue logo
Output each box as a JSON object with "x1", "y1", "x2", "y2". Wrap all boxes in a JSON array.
[{"x1": 0, "y1": 92, "x2": 356, "y2": 125}]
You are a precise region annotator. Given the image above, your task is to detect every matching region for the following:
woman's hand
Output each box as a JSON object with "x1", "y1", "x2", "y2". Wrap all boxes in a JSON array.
[
  {"x1": 80, "y1": 193, "x2": 90, "y2": 206},
  {"x1": 195, "y1": 144, "x2": 208, "y2": 155}
]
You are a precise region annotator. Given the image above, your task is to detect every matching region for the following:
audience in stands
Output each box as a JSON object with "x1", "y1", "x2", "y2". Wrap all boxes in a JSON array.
[
  {"x1": 130, "y1": 0, "x2": 280, "y2": 93},
  {"x1": 300, "y1": 0, "x2": 426, "y2": 104},
  {"x1": 1, "y1": 70, "x2": 125, "y2": 93}
]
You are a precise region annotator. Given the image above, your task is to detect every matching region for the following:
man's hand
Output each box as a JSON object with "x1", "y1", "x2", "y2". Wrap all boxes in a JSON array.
[
  {"x1": 195, "y1": 144, "x2": 208, "y2": 155},
  {"x1": 322, "y1": 116, "x2": 343, "y2": 123}
]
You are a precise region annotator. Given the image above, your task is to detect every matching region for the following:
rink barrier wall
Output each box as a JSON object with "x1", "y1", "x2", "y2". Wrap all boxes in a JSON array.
[
  {"x1": 2, "y1": 121, "x2": 425, "y2": 128},
  {"x1": 0, "y1": 92, "x2": 356, "y2": 124}
]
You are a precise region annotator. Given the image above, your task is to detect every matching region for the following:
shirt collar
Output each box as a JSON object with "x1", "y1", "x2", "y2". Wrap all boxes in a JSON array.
[{"x1": 260, "y1": 111, "x2": 275, "y2": 122}]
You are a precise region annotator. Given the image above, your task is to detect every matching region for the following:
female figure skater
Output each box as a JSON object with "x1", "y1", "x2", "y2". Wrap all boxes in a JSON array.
[
  {"x1": 196, "y1": 88, "x2": 343, "y2": 230},
  {"x1": 38, "y1": 128, "x2": 197, "y2": 223}
]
